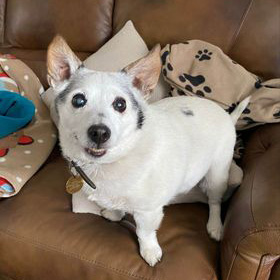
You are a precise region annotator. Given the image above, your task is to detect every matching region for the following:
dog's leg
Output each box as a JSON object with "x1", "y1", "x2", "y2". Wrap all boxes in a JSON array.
[
  {"x1": 101, "y1": 209, "x2": 125, "y2": 222},
  {"x1": 134, "y1": 208, "x2": 163, "y2": 266},
  {"x1": 206, "y1": 163, "x2": 230, "y2": 241}
]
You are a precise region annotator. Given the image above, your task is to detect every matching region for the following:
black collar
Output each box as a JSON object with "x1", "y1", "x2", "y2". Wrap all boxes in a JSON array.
[{"x1": 71, "y1": 161, "x2": 97, "y2": 190}]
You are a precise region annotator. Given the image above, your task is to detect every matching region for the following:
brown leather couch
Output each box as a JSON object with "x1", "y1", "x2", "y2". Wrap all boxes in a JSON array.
[{"x1": 0, "y1": 1, "x2": 279, "y2": 279}]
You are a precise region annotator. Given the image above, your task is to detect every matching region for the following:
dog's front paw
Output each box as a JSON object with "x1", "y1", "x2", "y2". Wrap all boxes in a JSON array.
[
  {"x1": 101, "y1": 209, "x2": 124, "y2": 222},
  {"x1": 207, "y1": 220, "x2": 224, "y2": 241},
  {"x1": 140, "y1": 244, "x2": 162, "y2": 267}
]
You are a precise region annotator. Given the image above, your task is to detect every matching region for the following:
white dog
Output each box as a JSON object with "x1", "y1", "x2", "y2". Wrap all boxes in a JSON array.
[{"x1": 47, "y1": 36, "x2": 249, "y2": 266}]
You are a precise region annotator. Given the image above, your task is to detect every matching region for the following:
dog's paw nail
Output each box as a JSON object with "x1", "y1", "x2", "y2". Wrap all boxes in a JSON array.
[
  {"x1": 207, "y1": 221, "x2": 223, "y2": 241},
  {"x1": 101, "y1": 209, "x2": 124, "y2": 222},
  {"x1": 140, "y1": 245, "x2": 162, "y2": 267}
]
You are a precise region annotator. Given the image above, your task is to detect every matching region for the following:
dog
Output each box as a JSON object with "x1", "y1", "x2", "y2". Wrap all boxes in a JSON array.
[{"x1": 47, "y1": 36, "x2": 249, "y2": 266}]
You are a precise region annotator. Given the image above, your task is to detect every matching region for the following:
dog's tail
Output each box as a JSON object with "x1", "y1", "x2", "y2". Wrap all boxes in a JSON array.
[{"x1": 230, "y1": 96, "x2": 251, "y2": 125}]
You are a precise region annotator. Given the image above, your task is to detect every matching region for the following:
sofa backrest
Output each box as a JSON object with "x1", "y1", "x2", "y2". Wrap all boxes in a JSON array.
[
  {"x1": 0, "y1": 0, "x2": 279, "y2": 87},
  {"x1": 0, "y1": 0, "x2": 114, "y2": 86},
  {"x1": 113, "y1": 0, "x2": 280, "y2": 81}
]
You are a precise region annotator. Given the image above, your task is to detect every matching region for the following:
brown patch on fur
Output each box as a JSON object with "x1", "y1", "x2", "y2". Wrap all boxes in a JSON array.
[{"x1": 132, "y1": 77, "x2": 142, "y2": 90}]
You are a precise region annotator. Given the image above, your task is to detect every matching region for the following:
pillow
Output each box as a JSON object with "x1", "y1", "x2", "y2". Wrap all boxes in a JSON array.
[
  {"x1": 84, "y1": 21, "x2": 169, "y2": 102},
  {"x1": 42, "y1": 20, "x2": 170, "y2": 125}
]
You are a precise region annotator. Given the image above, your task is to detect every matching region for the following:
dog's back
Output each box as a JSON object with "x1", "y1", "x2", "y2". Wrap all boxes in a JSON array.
[
  {"x1": 152, "y1": 95, "x2": 236, "y2": 155},
  {"x1": 150, "y1": 95, "x2": 247, "y2": 240}
]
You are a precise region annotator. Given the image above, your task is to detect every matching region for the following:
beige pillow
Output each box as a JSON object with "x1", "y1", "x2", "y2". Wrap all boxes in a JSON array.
[
  {"x1": 84, "y1": 20, "x2": 169, "y2": 103},
  {"x1": 42, "y1": 20, "x2": 169, "y2": 124}
]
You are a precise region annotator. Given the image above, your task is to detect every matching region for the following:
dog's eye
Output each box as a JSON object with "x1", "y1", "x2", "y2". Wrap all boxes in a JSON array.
[
  {"x1": 113, "y1": 97, "x2": 126, "y2": 113},
  {"x1": 72, "y1": 93, "x2": 87, "y2": 108}
]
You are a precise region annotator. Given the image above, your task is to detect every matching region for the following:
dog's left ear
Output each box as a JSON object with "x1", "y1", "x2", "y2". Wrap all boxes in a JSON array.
[
  {"x1": 47, "y1": 35, "x2": 82, "y2": 88},
  {"x1": 124, "y1": 44, "x2": 161, "y2": 97}
]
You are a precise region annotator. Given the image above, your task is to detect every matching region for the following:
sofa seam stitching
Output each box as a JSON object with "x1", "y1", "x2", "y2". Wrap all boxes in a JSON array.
[
  {"x1": 0, "y1": 229, "x2": 160, "y2": 280},
  {"x1": 250, "y1": 128, "x2": 274, "y2": 228},
  {"x1": 229, "y1": 229, "x2": 280, "y2": 275},
  {"x1": 250, "y1": 149, "x2": 257, "y2": 227},
  {"x1": 225, "y1": 157, "x2": 280, "y2": 280},
  {"x1": 255, "y1": 255, "x2": 280, "y2": 280},
  {"x1": 225, "y1": 228, "x2": 280, "y2": 280},
  {"x1": 256, "y1": 128, "x2": 267, "y2": 150},
  {"x1": 225, "y1": 250, "x2": 238, "y2": 280},
  {"x1": 111, "y1": 0, "x2": 116, "y2": 34},
  {"x1": 227, "y1": 0, "x2": 254, "y2": 53}
]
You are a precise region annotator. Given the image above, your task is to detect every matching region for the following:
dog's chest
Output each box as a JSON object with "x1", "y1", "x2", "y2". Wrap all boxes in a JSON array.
[
  {"x1": 83, "y1": 168, "x2": 138, "y2": 212},
  {"x1": 89, "y1": 189, "x2": 130, "y2": 211}
]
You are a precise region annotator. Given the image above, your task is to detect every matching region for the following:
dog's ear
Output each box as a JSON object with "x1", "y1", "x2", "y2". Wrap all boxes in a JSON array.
[
  {"x1": 47, "y1": 35, "x2": 82, "y2": 88},
  {"x1": 124, "y1": 44, "x2": 161, "y2": 98}
]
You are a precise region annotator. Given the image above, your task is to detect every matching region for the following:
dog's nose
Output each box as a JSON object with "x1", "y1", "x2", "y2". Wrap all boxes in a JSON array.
[{"x1": 87, "y1": 124, "x2": 111, "y2": 145}]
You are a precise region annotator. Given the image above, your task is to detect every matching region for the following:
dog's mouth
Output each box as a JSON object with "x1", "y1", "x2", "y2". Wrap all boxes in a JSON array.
[{"x1": 85, "y1": 147, "x2": 107, "y2": 157}]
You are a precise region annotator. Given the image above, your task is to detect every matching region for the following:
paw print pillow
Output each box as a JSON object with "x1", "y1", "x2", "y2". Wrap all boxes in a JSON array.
[
  {"x1": 0, "y1": 55, "x2": 57, "y2": 197},
  {"x1": 161, "y1": 40, "x2": 280, "y2": 130}
]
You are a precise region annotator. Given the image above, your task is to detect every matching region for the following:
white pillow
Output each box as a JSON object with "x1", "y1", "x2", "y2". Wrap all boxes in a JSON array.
[{"x1": 42, "y1": 20, "x2": 169, "y2": 125}]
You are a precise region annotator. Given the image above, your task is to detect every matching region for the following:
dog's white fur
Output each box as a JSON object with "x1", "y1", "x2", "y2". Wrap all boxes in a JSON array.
[{"x1": 47, "y1": 36, "x2": 249, "y2": 266}]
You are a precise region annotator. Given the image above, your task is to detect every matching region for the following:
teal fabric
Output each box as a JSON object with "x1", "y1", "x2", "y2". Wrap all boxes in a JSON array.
[{"x1": 0, "y1": 90, "x2": 35, "y2": 138}]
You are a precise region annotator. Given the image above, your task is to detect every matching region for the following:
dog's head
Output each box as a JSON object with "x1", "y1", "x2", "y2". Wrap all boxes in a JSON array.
[{"x1": 47, "y1": 36, "x2": 161, "y2": 163}]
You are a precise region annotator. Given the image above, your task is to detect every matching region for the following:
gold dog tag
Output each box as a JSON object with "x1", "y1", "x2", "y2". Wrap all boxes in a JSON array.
[{"x1": 66, "y1": 176, "x2": 83, "y2": 194}]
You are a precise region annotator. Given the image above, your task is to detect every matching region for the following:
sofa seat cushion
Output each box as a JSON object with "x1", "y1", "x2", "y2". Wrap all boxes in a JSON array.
[{"x1": 0, "y1": 153, "x2": 218, "y2": 280}]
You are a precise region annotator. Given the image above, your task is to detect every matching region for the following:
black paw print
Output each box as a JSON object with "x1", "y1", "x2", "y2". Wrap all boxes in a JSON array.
[
  {"x1": 243, "y1": 107, "x2": 251, "y2": 114},
  {"x1": 255, "y1": 77, "x2": 278, "y2": 89},
  {"x1": 226, "y1": 102, "x2": 251, "y2": 114},
  {"x1": 168, "y1": 87, "x2": 174, "y2": 97},
  {"x1": 242, "y1": 117, "x2": 257, "y2": 125},
  {"x1": 178, "y1": 73, "x2": 212, "y2": 97},
  {"x1": 161, "y1": 51, "x2": 169, "y2": 65},
  {"x1": 179, "y1": 73, "x2": 205, "y2": 86},
  {"x1": 226, "y1": 103, "x2": 238, "y2": 113},
  {"x1": 161, "y1": 49, "x2": 174, "y2": 77},
  {"x1": 177, "y1": 89, "x2": 186, "y2": 96},
  {"x1": 255, "y1": 77, "x2": 263, "y2": 89},
  {"x1": 273, "y1": 110, "x2": 280, "y2": 119},
  {"x1": 162, "y1": 62, "x2": 174, "y2": 77},
  {"x1": 195, "y1": 49, "x2": 212, "y2": 61}
]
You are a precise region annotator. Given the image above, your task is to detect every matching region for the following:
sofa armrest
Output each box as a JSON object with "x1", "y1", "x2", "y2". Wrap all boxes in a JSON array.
[{"x1": 221, "y1": 123, "x2": 280, "y2": 280}]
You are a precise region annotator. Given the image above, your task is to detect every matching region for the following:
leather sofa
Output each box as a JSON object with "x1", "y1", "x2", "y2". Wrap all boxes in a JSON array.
[{"x1": 0, "y1": 1, "x2": 279, "y2": 279}]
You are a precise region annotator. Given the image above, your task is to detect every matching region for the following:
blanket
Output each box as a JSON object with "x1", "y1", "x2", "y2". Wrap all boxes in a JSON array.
[
  {"x1": 161, "y1": 40, "x2": 280, "y2": 131},
  {"x1": 0, "y1": 54, "x2": 57, "y2": 197}
]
